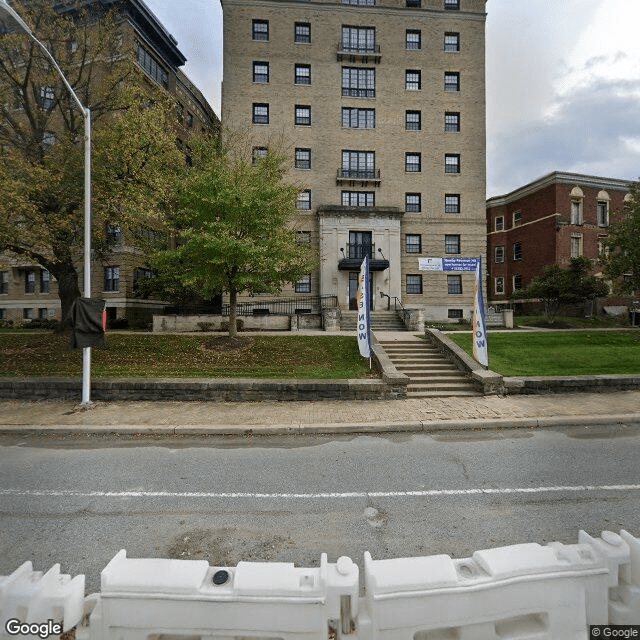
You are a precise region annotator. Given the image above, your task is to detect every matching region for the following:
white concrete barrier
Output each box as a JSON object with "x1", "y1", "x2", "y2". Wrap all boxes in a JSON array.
[
  {"x1": 83, "y1": 549, "x2": 359, "y2": 640},
  {"x1": 362, "y1": 530, "x2": 638, "y2": 639},
  {"x1": 1, "y1": 530, "x2": 638, "y2": 639},
  {"x1": 0, "y1": 562, "x2": 84, "y2": 638}
]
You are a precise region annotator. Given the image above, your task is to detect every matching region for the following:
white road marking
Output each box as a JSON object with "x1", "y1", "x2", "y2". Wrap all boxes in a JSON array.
[{"x1": 0, "y1": 485, "x2": 639, "y2": 499}]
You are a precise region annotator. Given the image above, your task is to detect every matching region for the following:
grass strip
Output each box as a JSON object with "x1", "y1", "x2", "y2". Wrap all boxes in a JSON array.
[
  {"x1": 0, "y1": 333, "x2": 373, "y2": 379},
  {"x1": 447, "y1": 330, "x2": 640, "y2": 376}
]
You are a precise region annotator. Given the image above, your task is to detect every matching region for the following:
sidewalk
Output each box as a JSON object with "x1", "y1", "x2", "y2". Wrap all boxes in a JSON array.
[{"x1": 1, "y1": 390, "x2": 639, "y2": 436}]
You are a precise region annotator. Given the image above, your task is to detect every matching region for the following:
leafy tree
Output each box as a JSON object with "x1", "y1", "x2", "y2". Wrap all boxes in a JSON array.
[
  {"x1": 513, "y1": 256, "x2": 609, "y2": 323},
  {"x1": 147, "y1": 138, "x2": 316, "y2": 337},
  {"x1": 602, "y1": 181, "x2": 640, "y2": 294},
  {"x1": 0, "y1": 0, "x2": 184, "y2": 322}
]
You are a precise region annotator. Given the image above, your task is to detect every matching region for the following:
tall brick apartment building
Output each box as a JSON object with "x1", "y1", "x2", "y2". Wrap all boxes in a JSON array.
[
  {"x1": 0, "y1": 0, "x2": 218, "y2": 326},
  {"x1": 221, "y1": 0, "x2": 487, "y2": 322},
  {"x1": 486, "y1": 171, "x2": 632, "y2": 304}
]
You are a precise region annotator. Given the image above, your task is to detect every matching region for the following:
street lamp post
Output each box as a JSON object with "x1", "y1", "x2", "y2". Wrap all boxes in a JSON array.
[{"x1": 0, "y1": 0, "x2": 93, "y2": 406}]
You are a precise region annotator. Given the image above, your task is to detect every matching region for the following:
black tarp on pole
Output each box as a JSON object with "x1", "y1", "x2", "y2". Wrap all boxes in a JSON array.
[{"x1": 69, "y1": 297, "x2": 105, "y2": 349}]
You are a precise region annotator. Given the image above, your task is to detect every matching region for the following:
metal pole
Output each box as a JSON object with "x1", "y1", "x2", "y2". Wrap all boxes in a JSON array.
[
  {"x1": 1, "y1": 0, "x2": 92, "y2": 405},
  {"x1": 81, "y1": 109, "x2": 92, "y2": 406}
]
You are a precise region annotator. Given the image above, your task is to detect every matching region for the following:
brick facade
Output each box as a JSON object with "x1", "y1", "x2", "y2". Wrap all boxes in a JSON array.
[
  {"x1": 486, "y1": 172, "x2": 631, "y2": 303},
  {"x1": 221, "y1": 0, "x2": 487, "y2": 322}
]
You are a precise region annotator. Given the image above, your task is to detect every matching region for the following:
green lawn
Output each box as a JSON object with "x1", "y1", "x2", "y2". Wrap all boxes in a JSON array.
[
  {"x1": 447, "y1": 330, "x2": 640, "y2": 376},
  {"x1": 0, "y1": 333, "x2": 373, "y2": 379}
]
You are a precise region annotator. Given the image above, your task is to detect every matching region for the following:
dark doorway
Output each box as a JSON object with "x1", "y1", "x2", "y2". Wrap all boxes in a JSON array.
[{"x1": 348, "y1": 272, "x2": 373, "y2": 311}]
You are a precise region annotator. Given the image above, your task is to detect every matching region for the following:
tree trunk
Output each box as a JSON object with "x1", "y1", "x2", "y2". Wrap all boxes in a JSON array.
[
  {"x1": 228, "y1": 288, "x2": 237, "y2": 338},
  {"x1": 55, "y1": 264, "x2": 82, "y2": 327}
]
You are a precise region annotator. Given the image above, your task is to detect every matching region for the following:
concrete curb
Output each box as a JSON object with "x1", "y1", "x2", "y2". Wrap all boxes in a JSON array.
[{"x1": 1, "y1": 413, "x2": 639, "y2": 437}]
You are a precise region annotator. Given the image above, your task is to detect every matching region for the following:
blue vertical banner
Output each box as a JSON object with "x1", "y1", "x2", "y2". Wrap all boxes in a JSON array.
[
  {"x1": 472, "y1": 258, "x2": 489, "y2": 367},
  {"x1": 357, "y1": 255, "x2": 372, "y2": 359}
]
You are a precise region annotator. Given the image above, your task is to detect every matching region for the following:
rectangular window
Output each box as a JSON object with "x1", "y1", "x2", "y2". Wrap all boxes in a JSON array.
[
  {"x1": 448, "y1": 308, "x2": 463, "y2": 319},
  {"x1": 445, "y1": 154, "x2": 460, "y2": 173},
  {"x1": 295, "y1": 275, "x2": 312, "y2": 293},
  {"x1": 295, "y1": 105, "x2": 311, "y2": 125},
  {"x1": 495, "y1": 277, "x2": 505, "y2": 295},
  {"x1": 405, "y1": 193, "x2": 421, "y2": 213},
  {"x1": 342, "y1": 191, "x2": 375, "y2": 207},
  {"x1": 104, "y1": 266, "x2": 120, "y2": 292},
  {"x1": 342, "y1": 150, "x2": 375, "y2": 179},
  {"x1": 297, "y1": 190, "x2": 311, "y2": 210},
  {"x1": 252, "y1": 20, "x2": 269, "y2": 40},
  {"x1": 23, "y1": 308, "x2": 33, "y2": 320},
  {"x1": 444, "y1": 0, "x2": 460, "y2": 9},
  {"x1": 570, "y1": 199, "x2": 583, "y2": 225},
  {"x1": 513, "y1": 273, "x2": 523, "y2": 291},
  {"x1": 295, "y1": 64, "x2": 311, "y2": 85},
  {"x1": 513, "y1": 211, "x2": 522, "y2": 226},
  {"x1": 570, "y1": 234, "x2": 583, "y2": 258},
  {"x1": 295, "y1": 148, "x2": 311, "y2": 169},
  {"x1": 406, "y1": 274, "x2": 423, "y2": 294},
  {"x1": 295, "y1": 22, "x2": 311, "y2": 43},
  {"x1": 445, "y1": 194, "x2": 460, "y2": 213},
  {"x1": 513, "y1": 241, "x2": 523, "y2": 261},
  {"x1": 447, "y1": 274, "x2": 462, "y2": 295},
  {"x1": 252, "y1": 103, "x2": 269, "y2": 124},
  {"x1": 0, "y1": 271, "x2": 8, "y2": 294},
  {"x1": 341, "y1": 26, "x2": 376, "y2": 53},
  {"x1": 25, "y1": 271, "x2": 36, "y2": 294},
  {"x1": 106, "y1": 224, "x2": 122, "y2": 243},
  {"x1": 40, "y1": 270, "x2": 50, "y2": 294},
  {"x1": 405, "y1": 69, "x2": 421, "y2": 90},
  {"x1": 495, "y1": 246, "x2": 505, "y2": 263},
  {"x1": 445, "y1": 112, "x2": 460, "y2": 132},
  {"x1": 253, "y1": 61, "x2": 269, "y2": 83},
  {"x1": 444, "y1": 32, "x2": 460, "y2": 52},
  {"x1": 406, "y1": 29, "x2": 421, "y2": 50},
  {"x1": 495, "y1": 216, "x2": 504, "y2": 231},
  {"x1": 297, "y1": 231, "x2": 312, "y2": 244},
  {"x1": 406, "y1": 234, "x2": 422, "y2": 254},
  {"x1": 343, "y1": 0, "x2": 376, "y2": 5},
  {"x1": 40, "y1": 86, "x2": 55, "y2": 110},
  {"x1": 597, "y1": 201, "x2": 609, "y2": 227},
  {"x1": 445, "y1": 234, "x2": 460, "y2": 254},
  {"x1": 342, "y1": 107, "x2": 375, "y2": 128},
  {"x1": 405, "y1": 110, "x2": 421, "y2": 130},
  {"x1": 444, "y1": 72, "x2": 460, "y2": 91},
  {"x1": 342, "y1": 67, "x2": 375, "y2": 98},
  {"x1": 406, "y1": 0, "x2": 421, "y2": 6},
  {"x1": 405, "y1": 153, "x2": 421, "y2": 172},
  {"x1": 136, "y1": 45, "x2": 168, "y2": 88},
  {"x1": 252, "y1": 146, "x2": 268, "y2": 164}
]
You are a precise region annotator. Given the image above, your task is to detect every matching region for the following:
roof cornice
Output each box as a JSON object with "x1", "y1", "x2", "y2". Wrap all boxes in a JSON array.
[{"x1": 487, "y1": 171, "x2": 632, "y2": 208}]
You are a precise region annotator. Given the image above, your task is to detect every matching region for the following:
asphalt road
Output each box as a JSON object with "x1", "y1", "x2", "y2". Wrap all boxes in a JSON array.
[{"x1": 1, "y1": 423, "x2": 639, "y2": 595}]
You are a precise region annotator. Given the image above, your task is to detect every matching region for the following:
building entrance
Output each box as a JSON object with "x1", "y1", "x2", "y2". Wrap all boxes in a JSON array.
[{"x1": 348, "y1": 272, "x2": 373, "y2": 310}]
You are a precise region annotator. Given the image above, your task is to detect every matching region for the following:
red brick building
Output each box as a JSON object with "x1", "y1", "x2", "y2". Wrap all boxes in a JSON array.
[{"x1": 486, "y1": 172, "x2": 632, "y2": 304}]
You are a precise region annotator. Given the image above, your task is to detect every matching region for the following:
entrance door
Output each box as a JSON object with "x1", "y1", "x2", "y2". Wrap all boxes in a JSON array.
[{"x1": 348, "y1": 272, "x2": 374, "y2": 310}]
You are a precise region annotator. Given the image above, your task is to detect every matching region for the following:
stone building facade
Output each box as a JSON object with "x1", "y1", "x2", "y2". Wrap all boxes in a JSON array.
[
  {"x1": 0, "y1": 0, "x2": 219, "y2": 326},
  {"x1": 221, "y1": 0, "x2": 487, "y2": 322},
  {"x1": 486, "y1": 172, "x2": 632, "y2": 304}
]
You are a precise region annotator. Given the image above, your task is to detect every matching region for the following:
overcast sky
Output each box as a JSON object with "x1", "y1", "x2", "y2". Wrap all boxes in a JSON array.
[{"x1": 144, "y1": 0, "x2": 640, "y2": 197}]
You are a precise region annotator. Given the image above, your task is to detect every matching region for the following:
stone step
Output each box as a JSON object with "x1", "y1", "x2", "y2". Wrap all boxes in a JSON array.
[{"x1": 408, "y1": 390, "x2": 482, "y2": 397}]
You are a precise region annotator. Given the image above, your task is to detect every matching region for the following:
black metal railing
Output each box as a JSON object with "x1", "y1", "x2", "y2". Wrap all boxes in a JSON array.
[
  {"x1": 346, "y1": 243, "x2": 374, "y2": 259},
  {"x1": 221, "y1": 295, "x2": 338, "y2": 317},
  {"x1": 338, "y1": 42, "x2": 381, "y2": 54},
  {"x1": 337, "y1": 168, "x2": 380, "y2": 181}
]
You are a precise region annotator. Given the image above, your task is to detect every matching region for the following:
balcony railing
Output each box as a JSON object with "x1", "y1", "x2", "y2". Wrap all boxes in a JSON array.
[
  {"x1": 336, "y1": 168, "x2": 381, "y2": 185},
  {"x1": 347, "y1": 242, "x2": 374, "y2": 259},
  {"x1": 338, "y1": 243, "x2": 390, "y2": 271},
  {"x1": 337, "y1": 42, "x2": 381, "y2": 63}
]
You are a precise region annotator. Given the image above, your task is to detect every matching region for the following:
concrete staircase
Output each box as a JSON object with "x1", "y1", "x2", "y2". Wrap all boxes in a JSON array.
[
  {"x1": 340, "y1": 310, "x2": 406, "y2": 332},
  {"x1": 379, "y1": 339, "x2": 481, "y2": 397}
]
